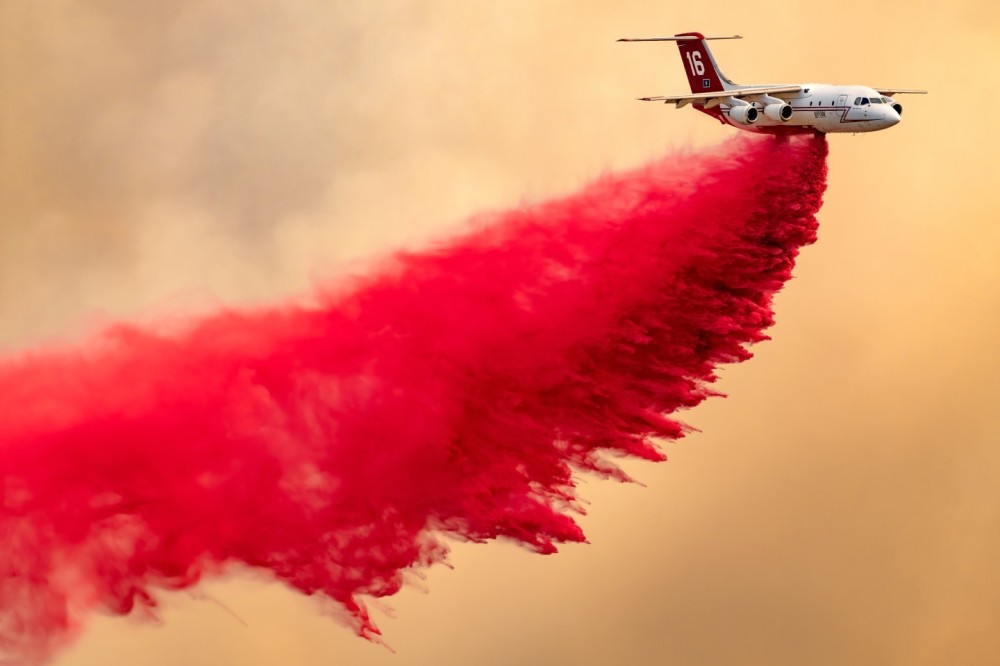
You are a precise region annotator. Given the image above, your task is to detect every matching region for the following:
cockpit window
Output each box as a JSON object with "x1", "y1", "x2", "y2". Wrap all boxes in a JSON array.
[
  {"x1": 860, "y1": 97, "x2": 870, "y2": 105},
  {"x1": 882, "y1": 97, "x2": 892, "y2": 103},
  {"x1": 854, "y1": 97, "x2": 861, "y2": 105},
  {"x1": 869, "y1": 97, "x2": 882, "y2": 104}
]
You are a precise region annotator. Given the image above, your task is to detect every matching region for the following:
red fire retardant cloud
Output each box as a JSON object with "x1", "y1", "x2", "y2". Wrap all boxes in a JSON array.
[{"x1": 0, "y1": 135, "x2": 827, "y2": 661}]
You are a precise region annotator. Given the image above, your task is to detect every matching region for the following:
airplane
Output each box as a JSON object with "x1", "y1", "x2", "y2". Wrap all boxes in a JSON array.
[{"x1": 618, "y1": 32, "x2": 926, "y2": 134}]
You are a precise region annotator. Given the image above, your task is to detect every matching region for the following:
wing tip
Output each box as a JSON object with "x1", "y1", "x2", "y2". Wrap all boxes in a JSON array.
[{"x1": 877, "y1": 88, "x2": 929, "y2": 95}]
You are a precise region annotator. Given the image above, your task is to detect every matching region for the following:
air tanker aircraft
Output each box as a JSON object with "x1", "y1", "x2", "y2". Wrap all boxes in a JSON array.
[{"x1": 619, "y1": 32, "x2": 926, "y2": 134}]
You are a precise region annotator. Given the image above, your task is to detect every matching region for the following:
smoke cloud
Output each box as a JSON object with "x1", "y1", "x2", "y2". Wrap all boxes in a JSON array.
[
  {"x1": 0, "y1": 1, "x2": 397, "y2": 345},
  {"x1": 0, "y1": 134, "x2": 826, "y2": 662}
]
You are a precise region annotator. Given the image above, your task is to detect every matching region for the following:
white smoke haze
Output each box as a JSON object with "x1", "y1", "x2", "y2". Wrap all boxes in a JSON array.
[
  {"x1": 0, "y1": 1, "x2": 655, "y2": 347},
  {"x1": 0, "y1": 2, "x2": 997, "y2": 666}
]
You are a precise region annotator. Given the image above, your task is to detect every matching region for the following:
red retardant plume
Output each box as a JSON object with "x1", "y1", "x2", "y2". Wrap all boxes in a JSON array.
[{"x1": 0, "y1": 135, "x2": 827, "y2": 661}]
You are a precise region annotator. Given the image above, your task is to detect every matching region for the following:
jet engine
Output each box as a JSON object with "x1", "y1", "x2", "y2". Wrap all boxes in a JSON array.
[
  {"x1": 892, "y1": 102, "x2": 903, "y2": 116},
  {"x1": 763, "y1": 102, "x2": 793, "y2": 122},
  {"x1": 728, "y1": 105, "x2": 758, "y2": 125}
]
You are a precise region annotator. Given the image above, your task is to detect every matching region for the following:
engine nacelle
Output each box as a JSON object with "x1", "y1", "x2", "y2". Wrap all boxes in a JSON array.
[
  {"x1": 763, "y1": 102, "x2": 793, "y2": 122},
  {"x1": 728, "y1": 105, "x2": 758, "y2": 125},
  {"x1": 892, "y1": 102, "x2": 903, "y2": 116}
]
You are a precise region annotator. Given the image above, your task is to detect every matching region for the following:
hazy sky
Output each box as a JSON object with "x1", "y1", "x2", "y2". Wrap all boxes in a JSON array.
[{"x1": 1, "y1": 1, "x2": 998, "y2": 665}]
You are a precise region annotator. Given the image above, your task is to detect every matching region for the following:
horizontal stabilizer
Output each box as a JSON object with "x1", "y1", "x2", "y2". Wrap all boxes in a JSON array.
[{"x1": 617, "y1": 35, "x2": 742, "y2": 42}]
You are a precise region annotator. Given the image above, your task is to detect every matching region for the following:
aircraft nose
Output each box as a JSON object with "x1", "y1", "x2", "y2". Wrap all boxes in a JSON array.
[{"x1": 883, "y1": 106, "x2": 901, "y2": 127}]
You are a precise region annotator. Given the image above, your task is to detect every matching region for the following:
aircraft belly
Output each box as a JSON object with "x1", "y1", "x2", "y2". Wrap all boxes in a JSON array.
[{"x1": 716, "y1": 104, "x2": 883, "y2": 134}]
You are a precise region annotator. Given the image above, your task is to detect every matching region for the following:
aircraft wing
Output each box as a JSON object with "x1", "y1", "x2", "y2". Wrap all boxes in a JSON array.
[
  {"x1": 638, "y1": 85, "x2": 802, "y2": 108},
  {"x1": 875, "y1": 88, "x2": 928, "y2": 96}
]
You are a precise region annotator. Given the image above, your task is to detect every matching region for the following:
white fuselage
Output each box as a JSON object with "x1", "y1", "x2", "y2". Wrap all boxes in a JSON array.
[{"x1": 719, "y1": 84, "x2": 901, "y2": 133}]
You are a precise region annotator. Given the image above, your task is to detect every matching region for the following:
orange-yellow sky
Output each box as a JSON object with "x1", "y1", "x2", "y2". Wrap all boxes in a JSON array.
[{"x1": 1, "y1": 2, "x2": 997, "y2": 665}]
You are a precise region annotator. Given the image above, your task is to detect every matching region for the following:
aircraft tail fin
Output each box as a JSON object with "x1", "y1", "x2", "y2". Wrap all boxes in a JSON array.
[{"x1": 617, "y1": 33, "x2": 741, "y2": 94}]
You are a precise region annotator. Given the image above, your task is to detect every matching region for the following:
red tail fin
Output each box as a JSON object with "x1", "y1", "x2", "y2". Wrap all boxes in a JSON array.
[{"x1": 675, "y1": 32, "x2": 735, "y2": 93}]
